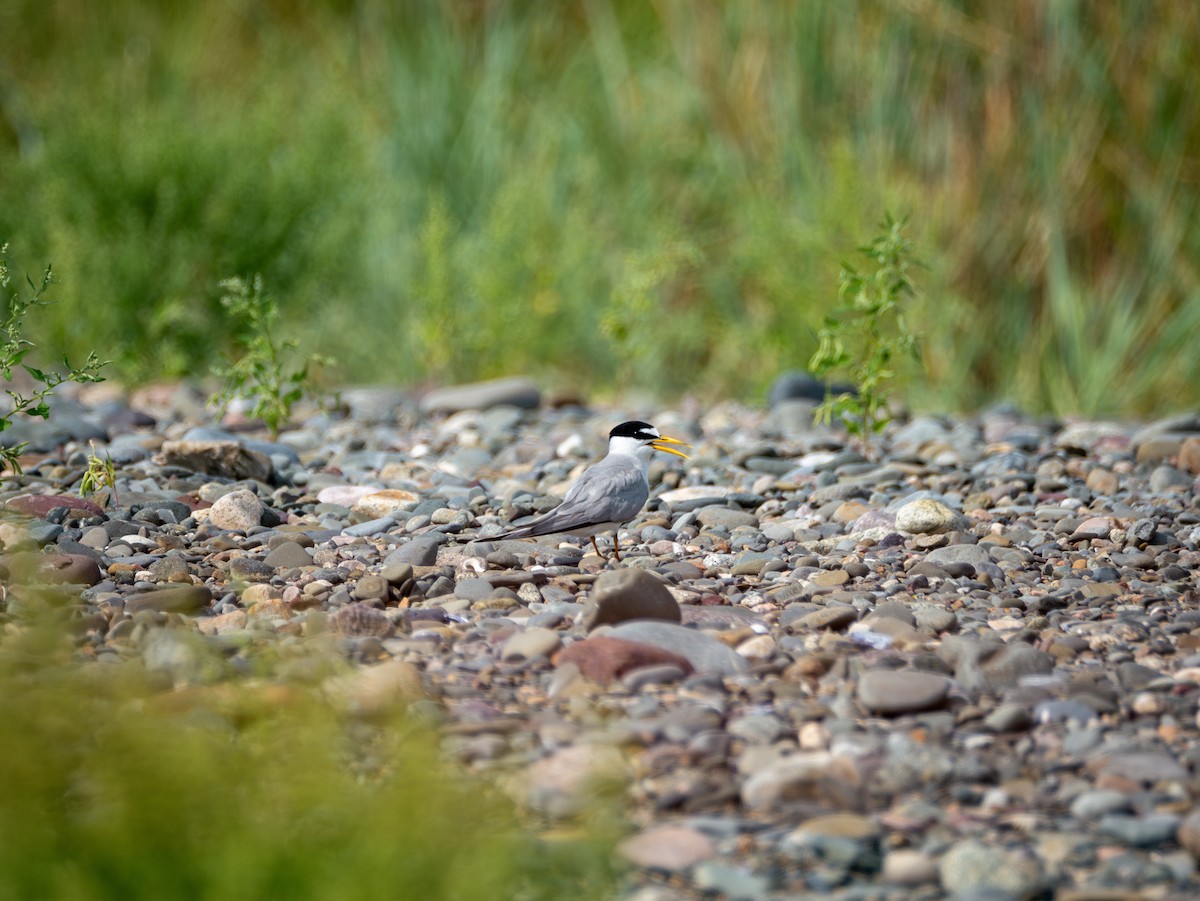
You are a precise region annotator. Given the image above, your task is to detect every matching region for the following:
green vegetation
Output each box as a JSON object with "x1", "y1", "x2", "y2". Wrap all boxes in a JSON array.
[
  {"x1": 2, "y1": 2, "x2": 1198, "y2": 415},
  {"x1": 1, "y1": 244, "x2": 107, "y2": 475},
  {"x1": 0, "y1": 597, "x2": 618, "y2": 901},
  {"x1": 212, "y1": 274, "x2": 329, "y2": 440},
  {"x1": 811, "y1": 215, "x2": 922, "y2": 448},
  {"x1": 79, "y1": 439, "x2": 118, "y2": 507}
]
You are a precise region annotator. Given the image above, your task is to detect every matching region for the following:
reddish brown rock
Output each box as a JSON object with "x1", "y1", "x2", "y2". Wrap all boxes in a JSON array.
[
  {"x1": 1180, "y1": 436, "x2": 1200, "y2": 475},
  {"x1": 6, "y1": 494, "x2": 104, "y2": 519},
  {"x1": 552, "y1": 636, "x2": 694, "y2": 685},
  {"x1": 1178, "y1": 808, "x2": 1200, "y2": 859}
]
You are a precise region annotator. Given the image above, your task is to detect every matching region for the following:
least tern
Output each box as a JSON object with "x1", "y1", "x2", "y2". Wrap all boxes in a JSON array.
[{"x1": 493, "y1": 420, "x2": 689, "y2": 562}]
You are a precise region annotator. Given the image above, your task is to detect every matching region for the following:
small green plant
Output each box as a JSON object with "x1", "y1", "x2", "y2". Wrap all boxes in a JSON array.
[
  {"x1": 1, "y1": 243, "x2": 108, "y2": 476},
  {"x1": 79, "y1": 439, "x2": 118, "y2": 507},
  {"x1": 212, "y1": 274, "x2": 330, "y2": 440},
  {"x1": 809, "y1": 215, "x2": 922, "y2": 450}
]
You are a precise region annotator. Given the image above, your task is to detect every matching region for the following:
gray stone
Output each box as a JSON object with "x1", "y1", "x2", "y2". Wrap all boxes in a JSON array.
[
  {"x1": 1098, "y1": 813, "x2": 1182, "y2": 848},
  {"x1": 419, "y1": 377, "x2": 540, "y2": 414},
  {"x1": 858, "y1": 670, "x2": 951, "y2": 715},
  {"x1": 767, "y1": 370, "x2": 840, "y2": 406},
  {"x1": 983, "y1": 702, "x2": 1032, "y2": 732},
  {"x1": 691, "y1": 861, "x2": 770, "y2": 900},
  {"x1": 385, "y1": 536, "x2": 442, "y2": 566},
  {"x1": 1088, "y1": 751, "x2": 1189, "y2": 784},
  {"x1": 352, "y1": 574, "x2": 390, "y2": 602},
  {"x1": 791, "y1": 605, "x2": 858, "y2": 632},
  {"x1": 582, "y1": 569, "x2": 681, "y2": 631},
  {"x1": 453, "y1": 578, "x2": 496, "y2": 602},
  {"x1": 1150, "y1": 464, "x2": 1192, "y2": 492},
  {"x1": 891, "y1": 417, "x2": 950, "y2": 454},
  {"x1": 914, "y1": 605, "x2": 958, "y2": 633},
  {"x1": 924, "y1": 543, "x2": 991, "y2": 567},
  {"x1": 605, "y1": 621, "x2": 750, "y2": 676},
  {"x1": 1069, "y1": 789, "x2": 1133, "y2": 820},
  {"x1": 695, "y1": 505, "x2": 758, "y2": 530},
  {"x1": 727, "y1": 713, "x2": 786, "y2": 745},
  {"x1": 980, "y1": 643, "x2": 1055, "y2": 688},
  {"x1": 380, "y1": 562, "x2": 414, "y2": 585},
  {"x1": 731, "y1": 551, "x2": 773, "y2": 576},
  {"x1": 263, "y1": 541, "x2": 313, "y2": 569}
]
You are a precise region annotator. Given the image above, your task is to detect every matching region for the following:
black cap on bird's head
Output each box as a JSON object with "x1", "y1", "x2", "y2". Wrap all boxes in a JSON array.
[
  {"x1": 609, "y1": 420, "x2": 659, "y2": 441},
  {"x1": 608, "y1": 420, "x2": 690, "y2": 459}
]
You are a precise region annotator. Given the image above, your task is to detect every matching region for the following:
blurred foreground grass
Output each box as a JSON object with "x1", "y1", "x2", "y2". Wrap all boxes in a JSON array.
[
  {"x1": 0, "y1": 595, "x2": 617, "y2": 901},
  {"x1": 1, "y1": 1, "x2": 1198, "y2": 415}
]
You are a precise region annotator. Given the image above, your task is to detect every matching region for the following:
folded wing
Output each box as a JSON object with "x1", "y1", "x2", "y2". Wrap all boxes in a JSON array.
[{"x1": 497, "y1": 456, "x2": 650, "y2": 538}]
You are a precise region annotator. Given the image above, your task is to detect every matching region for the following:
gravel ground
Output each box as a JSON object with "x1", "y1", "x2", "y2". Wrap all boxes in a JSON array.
[{"x1": 4, "y1": 375, "x2": 1200, "y2": 901}]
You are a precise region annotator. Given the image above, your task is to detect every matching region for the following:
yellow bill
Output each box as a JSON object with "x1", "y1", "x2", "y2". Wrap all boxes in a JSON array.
[{"x1": 650, "y1": 435, "x2": 690, "y2": 459}]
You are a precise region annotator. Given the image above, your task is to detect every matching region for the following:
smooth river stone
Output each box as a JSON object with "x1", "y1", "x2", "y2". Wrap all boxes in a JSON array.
[
  {"x1": 858, "y1": 669, "x2": 951, "y2": 715},
  {"x1": 582, "y1": 568, "x2": 681, "y2": 631},
  {"x1": 604, "y1": 621, "x2": 751, "y2": 675},
  {"x1": 894, "y1": 498, "x2": 962, "y2": 535}
]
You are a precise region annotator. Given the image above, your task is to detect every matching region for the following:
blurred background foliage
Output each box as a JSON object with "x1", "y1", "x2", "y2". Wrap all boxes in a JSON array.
[
  {"x1": 0, "y1": 597, "x2": 618, "y2": 899},
  {"x1": 1, "y1": 0, "x2": 1198, "y2": 416}
]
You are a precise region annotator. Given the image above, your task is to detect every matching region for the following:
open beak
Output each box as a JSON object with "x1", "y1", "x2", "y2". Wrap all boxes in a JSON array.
[{"x1": 650, "y1": 435, "x2": 690, "y2": 459}]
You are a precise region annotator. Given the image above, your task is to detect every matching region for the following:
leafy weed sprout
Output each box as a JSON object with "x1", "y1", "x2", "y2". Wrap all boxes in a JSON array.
[
  {"x1": 1, "y1": 243, "x2": 107, "y2": 476},
  {"x1": 809, "y1": 215, "x2": 922, "y2": 452},
  {"x1": 79, "y1": 439, "x2": 118, "y2": 507},
  {"x1": 212, "y1": 274, "x2": 330, "y2": 440}
]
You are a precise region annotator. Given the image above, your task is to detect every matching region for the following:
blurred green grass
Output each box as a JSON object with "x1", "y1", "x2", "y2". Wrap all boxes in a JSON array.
[
  {"x1": 1, "y1": 1, "x2": 1198, "y2": 415},
  {"x1": 0, "y1": 596, "x2": 618, "y2": 901}
]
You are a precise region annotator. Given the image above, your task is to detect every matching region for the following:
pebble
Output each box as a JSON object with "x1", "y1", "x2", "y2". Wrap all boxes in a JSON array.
[
  {"x1": 741, "y1": 752, "x2": 861, "y2": 811},
  {"x1": 158, "y1": 439, "x2": 273, "y2": 482},
  {"x1": 500, "y1": 626, "x2": 561, "y2": 661},
  {"x1": 894, "y1": 497, "x2": 962, "y2": 534},
  {"x1": 858, "y1": 669, "x2": 951, "y2": 715},
  {"x1": 881, "y1": 848, "x2": 938, "y2": 886},
  {"x1": 351, "y1": 489, "x2": 419, "y2": 520},
  {"x1": 206, "y1": 488, "x2": 264, "y2": 532},
  {"x1": 263, "y1": 541, "x2": 314, "y2": 569},
  {"x1": 581, "y1": 568, "x2": 681, "y2": 630},
  {"x1": 521, "y1": 744, "x2": 626, "y2": 818},
  {"x1": 617, "y1": 825, "x2": 717, "y2": 873},
  {"x1": 938, "y1": 840, "x2": 1046, "y2": 900}
]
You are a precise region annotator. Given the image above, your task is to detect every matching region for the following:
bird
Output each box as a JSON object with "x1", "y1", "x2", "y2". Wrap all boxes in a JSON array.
[{"x1": 491, "y1": 420, "x2": 689, "y2": 562}]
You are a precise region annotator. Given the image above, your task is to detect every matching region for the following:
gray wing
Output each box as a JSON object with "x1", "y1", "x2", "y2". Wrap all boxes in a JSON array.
[{"x1": 498, "y1": 457, "x2": 649, "y2": 537}]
